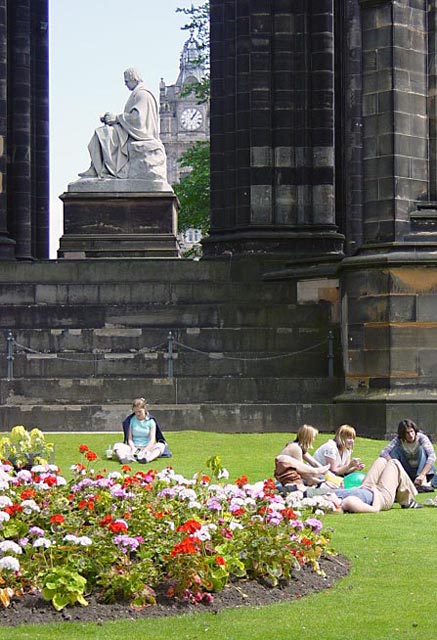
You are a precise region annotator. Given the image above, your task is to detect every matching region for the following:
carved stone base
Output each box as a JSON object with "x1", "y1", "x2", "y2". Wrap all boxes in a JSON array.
[{"x1": 58, "y1": 191, "x2": 180, "y2": 258}]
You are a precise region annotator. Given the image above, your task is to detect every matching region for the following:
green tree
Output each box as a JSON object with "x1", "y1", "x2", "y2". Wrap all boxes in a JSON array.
[
  {"x1": 174, "y1": 2, "x2": 211, "y2": 238},
  {"x1": 173, "y1": 140, "x2": 210, "y2": 235},
  {"x1": 177, "y1": 1, "x2": 210, "y2": 102}
]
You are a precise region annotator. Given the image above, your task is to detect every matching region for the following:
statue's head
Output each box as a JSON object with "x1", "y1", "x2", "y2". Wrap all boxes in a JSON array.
[{"x1": 124, "y1": 67, "x2": 143, "y2": 89}]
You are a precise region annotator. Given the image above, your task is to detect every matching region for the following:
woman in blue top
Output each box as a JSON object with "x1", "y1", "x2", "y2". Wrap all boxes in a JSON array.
[{"x1": 114, "y1": 398, "x2": 165, "y2": 464}]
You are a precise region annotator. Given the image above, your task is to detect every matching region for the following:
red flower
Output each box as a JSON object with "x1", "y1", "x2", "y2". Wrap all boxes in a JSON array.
[
  {"x1": 78, "y1": 498, "x2": 95, "y2": 511},
  {"x1": 301, "y1": 537, "x2": 313, "y2": 547},
  {"x1": 235, "y1": 475, "x2": 248, "y2": 487},
  {"x1": 108, "y1": 521, "x2": 128, "y2": 534},
  {"x1": 85, "y1": 450, "x2": 97, "y2": 462},
  {"x1": 79, "y1": 444, "x2": 89, "y2": 453},
  {"x1": 50, "y1": 514, "x2": 65, "y2": 525},
  {"x1": 99, "y1": 514, "x2": 113, "y2": 527},
  {"x1": 215, "y1": 556, "x2": 226, "y2": 566},
  {"x1": 121, "y1": 464, "x2": 132, "y2": 473},
  {"x1": 281, "y1": 508, "x2": 297, "y2": 520},
  {"x1": 232, "y1": 507, "x2": 245, "y2": 516},
  {"x1": 170, "y1": 536, "x2": 201, "y2": 556},
  {"x1": 4, "y1": 504, "x2": 23, "y2": 516},
  {"x1": 263, "y1": 478, "x2": 277, "y2": 492},
  {"x1": 176, "y1": 519, "x2": 202, "y2": 534},
  {"x1": 20, "y1": 489, "x2": 36, "y2": 500},
  {"x1": 44, "y1": 475, "x2": 57, "y2": 487}
]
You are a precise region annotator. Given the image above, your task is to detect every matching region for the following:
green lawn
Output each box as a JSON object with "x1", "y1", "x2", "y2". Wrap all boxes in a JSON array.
[{"x1": 2, "y1": 431, "x2": 436, "y2": 640}]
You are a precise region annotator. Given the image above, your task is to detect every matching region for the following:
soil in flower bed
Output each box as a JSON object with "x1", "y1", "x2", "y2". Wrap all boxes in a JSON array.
[{"x1": 0, "y1": 554, "x2": 350, "y2": 627}]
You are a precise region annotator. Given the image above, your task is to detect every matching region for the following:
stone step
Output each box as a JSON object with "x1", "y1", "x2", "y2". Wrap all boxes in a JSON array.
[
  {"x1": 0, "y1": 280, "x2": 297, "y2": 306},
  {"x1": 0, "y1": 347, "x2": 333, "y2": 378},
  {"x1": 0, "y1": 376, "x2": 342, "y2": 405},
  {"x1": 0, "y1": 401, "x2": 339, "y2": 433},
  {"x1": 0, "y1": 258, "x2": 233, "y2": 284},
  {"x1": 0, "y1": 326, "x2": 327, "y2": 355},
  {"x1": 0, "y1": 302, "x2": 329, "y2": 330}
]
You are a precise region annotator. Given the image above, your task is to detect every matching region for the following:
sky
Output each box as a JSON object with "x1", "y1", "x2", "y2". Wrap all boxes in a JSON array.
[{"x1": 49, "y1": 0, "x2": 191, "y2": 257}]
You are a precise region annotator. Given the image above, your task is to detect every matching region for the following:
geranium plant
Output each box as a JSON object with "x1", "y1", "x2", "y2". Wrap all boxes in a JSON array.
[
  {"x1": 0, "y1": 426, "x2": 54, "y2": 470},
  {"x1": 0, "y1": 446, "x2": 338, "y2": 611}
]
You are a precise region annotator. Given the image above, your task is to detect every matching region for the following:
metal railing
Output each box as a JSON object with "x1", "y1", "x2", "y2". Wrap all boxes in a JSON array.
[{"x1": 3, "y1": 329, "x2": 336, "y2": 380}]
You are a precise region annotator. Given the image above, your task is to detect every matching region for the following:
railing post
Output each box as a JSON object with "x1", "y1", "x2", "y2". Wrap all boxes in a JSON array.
[
  {"x1": 327, "y1": 330, "x2": 334, "y2": 378},
  {"x1": 167, "y1": 331, "x2": 174, "y2": 378},
  {"x1": 6, "y1": 330, "x2": 14, "y2": 381}
]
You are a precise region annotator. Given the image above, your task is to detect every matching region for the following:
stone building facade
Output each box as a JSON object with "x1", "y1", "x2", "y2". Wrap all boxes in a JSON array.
[
  {"x1": 0, "y1": 0, "x2": 49, "y2": 261},
  {"x1": 159, "y1": 33, "x2": 210, "y2": 186},
  {"x1": 1, "y1": 1, "x2": 437, "y2": 438}
]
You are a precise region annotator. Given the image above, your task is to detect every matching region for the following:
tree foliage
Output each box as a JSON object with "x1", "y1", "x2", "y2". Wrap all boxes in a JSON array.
[
  {"x1": 177, "y1": 1, "x2": 210, "y2": 102},
  {"x1": 173, "y1": 140, "x2": 210, "y2": 235}
]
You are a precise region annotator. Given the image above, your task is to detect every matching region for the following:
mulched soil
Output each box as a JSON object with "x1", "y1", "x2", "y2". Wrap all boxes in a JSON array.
[{"x1": 0, "y1": 554, "x2": 351, "y2": 627}]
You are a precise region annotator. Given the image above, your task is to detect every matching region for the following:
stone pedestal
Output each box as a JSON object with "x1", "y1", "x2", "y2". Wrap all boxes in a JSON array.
[{"x1": 58, "y1": 190, "x2": 180, "y2": 259}]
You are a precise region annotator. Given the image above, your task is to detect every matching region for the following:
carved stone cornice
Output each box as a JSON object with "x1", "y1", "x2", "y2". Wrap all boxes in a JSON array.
[{"x1": 359, "y1": 0, "x2": 391, "y2": 8}]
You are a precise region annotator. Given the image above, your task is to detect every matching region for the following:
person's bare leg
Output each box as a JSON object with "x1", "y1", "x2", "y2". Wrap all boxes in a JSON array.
[{"x1": 341, "y1": 496, "x2": 379, "y2": 513}]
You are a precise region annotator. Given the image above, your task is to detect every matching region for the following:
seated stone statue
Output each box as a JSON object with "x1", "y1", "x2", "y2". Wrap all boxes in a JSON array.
[{"x1": 79, "y1": 67, "x2": 171, "y2": 191}]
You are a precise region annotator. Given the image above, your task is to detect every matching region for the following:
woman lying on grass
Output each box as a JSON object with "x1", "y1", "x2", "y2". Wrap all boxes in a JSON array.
[{"x1": 328, "y1": 457, "x2": 423, "y2": 512}]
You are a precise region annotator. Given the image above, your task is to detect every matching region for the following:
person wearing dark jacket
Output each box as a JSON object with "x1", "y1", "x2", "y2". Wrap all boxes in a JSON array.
[{"x1": 113, "y1": 398, "x2": 170, "y2": 464}]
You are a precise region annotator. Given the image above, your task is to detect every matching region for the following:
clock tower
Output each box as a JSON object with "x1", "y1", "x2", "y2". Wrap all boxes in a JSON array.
[{"x1": 159, "y1": 33, "x2": 209, "y2": 186}]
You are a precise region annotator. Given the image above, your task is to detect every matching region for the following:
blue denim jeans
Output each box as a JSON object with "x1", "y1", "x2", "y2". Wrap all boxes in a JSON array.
[{"x1": 389, "y1": 445, "x2": 437, "y2": 487}]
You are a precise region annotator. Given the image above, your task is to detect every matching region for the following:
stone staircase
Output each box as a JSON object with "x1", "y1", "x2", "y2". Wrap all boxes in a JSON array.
[{"x1": 0, "y1": 259, "x2": 342, "y2": 433}]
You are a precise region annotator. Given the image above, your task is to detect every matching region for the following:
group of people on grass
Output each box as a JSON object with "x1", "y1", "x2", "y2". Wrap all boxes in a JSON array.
[
  {"x1": 112, "y1": 397, "x2": 436, "y2": 514},
  {"x1": 275, "y1": 419, "x2": 437, "y2": 512}
]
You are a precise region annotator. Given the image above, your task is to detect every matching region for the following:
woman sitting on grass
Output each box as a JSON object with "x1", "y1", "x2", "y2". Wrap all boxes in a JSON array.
[
  {"x1": 275, "y1": 425, "x2": 331, "y2": 493},
  {"x1": 113, "y1": 398, "x2": 167, "y2": 464},
  {"x1": 313, "y1": 424, "x2": 365, "y2": 478},
  {"x1": 379, "y1": 419, "x2": 437, "y2": 492}
]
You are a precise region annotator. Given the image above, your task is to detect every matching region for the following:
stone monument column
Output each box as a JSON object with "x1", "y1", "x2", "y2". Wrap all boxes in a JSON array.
[
  {"x1": 337, "y1": 0, "x2": 437, "y2": 435},
  {"x1": 0, "y1": 0, "x2": 15, "y2": 259},
  {"x1": 8, "y1": 0, "x2": 33, "y2": 260},
  {"x1": 203, "y1": 0, "x2": 344, "y2": 260},
  {"x1": 32, "y1": 0, "x2": 50, "y2": 259},
  {"x1": 0, "y1": 0, "x2": 49, "y2": 260}
]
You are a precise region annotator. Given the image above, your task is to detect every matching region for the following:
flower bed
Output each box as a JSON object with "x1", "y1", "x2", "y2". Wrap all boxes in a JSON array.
[{"x1": 0, "y1": 448, "x2": 338, "y2": 611}]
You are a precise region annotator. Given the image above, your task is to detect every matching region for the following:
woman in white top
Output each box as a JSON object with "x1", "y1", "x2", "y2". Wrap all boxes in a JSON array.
[{"x1": 313, "y1": 424, "x2": 364, "y2": 477}]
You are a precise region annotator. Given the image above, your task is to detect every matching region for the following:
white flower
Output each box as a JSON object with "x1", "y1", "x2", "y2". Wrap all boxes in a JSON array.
[
  {"x1": 16, "y1": 469, "x2": 32, "y2": 482},
  {"x1": 0, "y1": 511, "x2": 10, "y2": 524},
  {"x1": 197, "y1": 526, "x2": 212, "y2": 541},
  {"x1": 63, "y1": 534, "x2": 79, "y2": 544},
  {"x1": 0, "y1": 556, "x2": 20, "y2": 571},
  {"x1": 188, "y1": 500, "x2": 202, "y2": 509},
  {"x1": 33, "y1": 537, "x2": 52, "y2": 549},
  {"x1": 217, "y1": 468, "x2": 229, "y2": 480},
  {"x1": 30, "y1": 464, "x2": 47, "y2": 473},
  {"x1": 0, "y1": 496, "x2": 13, "y2": 508},
  {"x1": 20, "y1": 500, "x2": 40, "y2": 514},
  {"x1": 0, "y1": 540, "x2": 22, "y2": 555},
  {"x1": 77, "y1": 536, "x2": 92, "y2": 546},
  {"x1": 107, "y1": 471, "x2": 122, "y2": 480}
]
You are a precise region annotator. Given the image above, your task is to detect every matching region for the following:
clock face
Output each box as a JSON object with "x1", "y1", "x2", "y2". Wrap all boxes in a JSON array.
[{"x1": 180, "y1": 108, "x2": 202, "y2": 131}]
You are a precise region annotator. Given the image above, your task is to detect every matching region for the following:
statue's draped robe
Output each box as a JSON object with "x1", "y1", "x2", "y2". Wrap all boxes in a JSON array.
[{"x1": 87, "y1": 83, "x2": 166, "y2": 180}]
